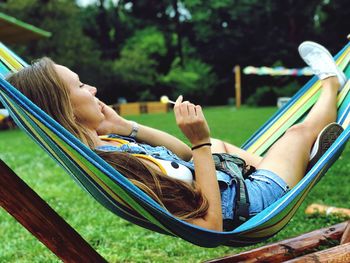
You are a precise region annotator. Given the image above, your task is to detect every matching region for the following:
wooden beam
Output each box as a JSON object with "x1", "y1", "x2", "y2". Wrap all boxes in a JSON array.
[
  {"x1": 206, "y1": 222, "x2": 347, "y2": 263},
  {"x1": 0, "y1": 160, "x2": 107, "y2": 262},
  {"x1": 285, "y1": 242, "x2": 350, "y2": 262},
  {"x1": 341, "y1": 221, "x2": 350, "y2": 244}
]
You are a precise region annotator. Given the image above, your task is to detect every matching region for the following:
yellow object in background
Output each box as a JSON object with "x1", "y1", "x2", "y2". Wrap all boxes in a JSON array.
[{"x1": 305, "y1": 204, "x2": 350, "y2": 218}]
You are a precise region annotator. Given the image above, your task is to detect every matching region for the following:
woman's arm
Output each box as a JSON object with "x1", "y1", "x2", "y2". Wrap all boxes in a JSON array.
[
  {"x1": 96, "y1": 101, "x2": 192, "y2": 161},
  {"x1": 174, "y1": 96, "x2": 223, "y2": 231}
]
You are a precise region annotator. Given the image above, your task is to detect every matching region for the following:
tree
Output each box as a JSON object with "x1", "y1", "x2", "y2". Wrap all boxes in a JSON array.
[
  {"x1": 160, "y1": 58, "x2": 217, "y2": 104},
  {"x1": 81, "y1": 0, "x2": 135, "y2": 59},
  {"x1": 2, "y1": 0, "x2": 347, "y2": 105},
  {"x1": 112, "y1": 27, "x2": 167, "y2": 101},
  {"x1": 316, "y1": 0, "x2": 350, "y2": 51},
  {"x1": 181, "y1": 0, "x2": 325, "y2": 103},
  {"x1": 0, "y1": 0, "x2": 102, "y2": 85}
]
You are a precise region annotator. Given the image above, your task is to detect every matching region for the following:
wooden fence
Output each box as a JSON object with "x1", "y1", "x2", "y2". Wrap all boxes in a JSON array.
[{"x1": 112, "y1": 102, "x2": 169, "y2": 116}]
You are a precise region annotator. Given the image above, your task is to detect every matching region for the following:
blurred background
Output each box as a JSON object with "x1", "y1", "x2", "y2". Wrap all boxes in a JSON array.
[{"x1": 1, "y1": 0, "x2": 349, "y2": 106}]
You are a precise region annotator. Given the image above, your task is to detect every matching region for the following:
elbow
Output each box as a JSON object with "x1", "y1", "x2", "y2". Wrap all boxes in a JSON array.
[
  {"x1": 187, "y1": 217, "x2": 223, "y2": 232},
  {"x1": 203, "y1": 216, "x2": 223, "y2": 232},
  {"x1": 178, "y1": 146, "x2": 193, "y2": 161},
  {"x1": 183, "y1": 151, "x2": 193, "y2": 162},
  {"x1": 209, "y1": 222, "x2": 223, "y2": 232}
]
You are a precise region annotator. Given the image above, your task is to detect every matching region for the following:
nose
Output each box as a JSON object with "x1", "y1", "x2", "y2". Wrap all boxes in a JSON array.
[{"x1": 87, "y1": 85, "x2": 97, "y2": 96}]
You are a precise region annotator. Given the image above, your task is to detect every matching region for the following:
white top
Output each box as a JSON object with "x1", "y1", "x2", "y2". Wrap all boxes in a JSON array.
[{"x1": 156, "y1": 159, "x2": 193, "y2": 184}]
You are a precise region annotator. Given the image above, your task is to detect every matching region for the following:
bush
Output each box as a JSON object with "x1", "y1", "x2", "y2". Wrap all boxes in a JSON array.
[
  {"x1": 274, "y1": 80, "x2": 300, "y2": 98},
  {"x1": 246, "y1": 80, "x2": 300, "y2": 106},
  {"x1": 246, "y1": 86, "x2": 277, "y2": 106},
  {"x1": 112, "y1": 27, "x2": 166, "y2": 101},
  {"x1": 159, "y1": 58, "x2": 217, "y2": 104}
]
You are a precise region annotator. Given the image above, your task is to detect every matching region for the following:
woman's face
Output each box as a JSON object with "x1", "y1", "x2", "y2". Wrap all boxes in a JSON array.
[{"x1": 54, "y1": 64, "x2": 105, "y2": 130}]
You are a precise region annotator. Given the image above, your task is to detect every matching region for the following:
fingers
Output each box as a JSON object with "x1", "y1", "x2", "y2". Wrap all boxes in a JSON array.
[
  {"x1": 173, "y1": 96, "x2": 210, "y2": 144},
  {"x1": 174, "y1": 96, "x2": 200, "y2": 117},
  {"x1": 195, "y1": 105, "x2": 204, "y2": 119},
  {"x1": 180, "y1": 101, "x2": 190, "y2": 117},
  {"x1": 175, "y1": 95, "x2": 191, "y2": 118},
  {"x1": 174, "y1": 95, "x2": 183, "y2": 117},
  {"x1": 175, "y1": 95, "x2": 183, "y2": 106}
]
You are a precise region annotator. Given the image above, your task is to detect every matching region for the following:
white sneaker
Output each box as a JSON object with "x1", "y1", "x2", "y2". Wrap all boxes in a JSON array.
[
  {"x1": 298, "y1": 41, "x2": 347, "y2": 89},
  {"x1": 309, "y1": 122, "x2": 344, "y2": 168}
]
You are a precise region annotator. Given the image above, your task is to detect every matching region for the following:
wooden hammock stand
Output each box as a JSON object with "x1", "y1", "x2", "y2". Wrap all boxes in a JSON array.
[
  {"x1": 0, "y1": 160, "x2": 107, "y2": 262},
  {"x1": 207, "y1": 219, "x2": 350, "y2": 262}
]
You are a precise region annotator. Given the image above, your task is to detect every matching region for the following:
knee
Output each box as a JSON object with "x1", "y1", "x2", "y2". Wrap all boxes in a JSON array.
[
  {"x1": 210, "y1": 138, "x2": 227, "y2": 153},
  {"x1": 210, "y1": 138, "x2": 221, "y2": 144},
  {"x1": 211, "y1": 138, "x2": 223, "y2": 148},
  {"x1": 285, "y1": 123, "x2": 314, "y2": 140}
]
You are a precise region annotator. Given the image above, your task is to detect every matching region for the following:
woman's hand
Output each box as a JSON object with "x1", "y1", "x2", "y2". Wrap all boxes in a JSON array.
[
  {"x1": 96, "y1": 101, "x2": 132, "y2": 136},
  {"x1": 174, "y1": 95, "x2": 210, "y2": 146}
]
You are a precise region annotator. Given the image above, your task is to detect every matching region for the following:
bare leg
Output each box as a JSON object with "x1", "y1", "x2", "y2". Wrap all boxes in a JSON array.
[
  {"x1": 211, "y1": 138, "x2": 263, "y2": 167},
  {"x1": 257, "y1": 77, "x2": 339, "y2": 188}
]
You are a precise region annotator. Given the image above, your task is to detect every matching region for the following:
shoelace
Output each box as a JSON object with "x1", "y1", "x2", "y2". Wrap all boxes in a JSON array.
[{"x1": 304, "y1": 51, "x2": 335, "y2": 77}]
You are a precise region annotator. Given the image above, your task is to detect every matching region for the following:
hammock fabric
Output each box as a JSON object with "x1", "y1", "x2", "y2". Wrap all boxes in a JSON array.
[{"x1": 0, "y1": 42, "x2": 349, "y2": 248}]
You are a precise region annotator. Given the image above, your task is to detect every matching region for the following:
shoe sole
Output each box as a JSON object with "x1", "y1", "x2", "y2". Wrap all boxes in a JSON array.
[{"x1": 308, "y1": 123, "x2": 344, "y2": 168}]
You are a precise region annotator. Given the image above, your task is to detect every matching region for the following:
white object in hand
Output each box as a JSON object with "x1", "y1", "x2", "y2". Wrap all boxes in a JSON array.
[{"x1": 160, "y1": 95, "x2": 175, "y2": 105}]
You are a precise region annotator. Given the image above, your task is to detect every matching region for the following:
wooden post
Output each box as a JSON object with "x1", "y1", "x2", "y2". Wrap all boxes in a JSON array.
[
  {"x1": 341, "y1": 221, "x2": 350, "y2": 244},
  {"x1": 206, "y1": 222, "x2": 347, "y2": 263},
  {"x1": 0, "y1": 160, "x2": 107, "y2": 263},
  {"x1": 234, "y1": 65, "x2": 241, "y2": 109},
  {"x1": 285, "y1": 242, "x2": 350, "y2": 262}
]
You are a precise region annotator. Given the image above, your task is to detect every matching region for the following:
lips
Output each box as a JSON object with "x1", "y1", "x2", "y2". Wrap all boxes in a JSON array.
[{"x1": 97, "y1": 100, "x2": 104, "y2": 112}]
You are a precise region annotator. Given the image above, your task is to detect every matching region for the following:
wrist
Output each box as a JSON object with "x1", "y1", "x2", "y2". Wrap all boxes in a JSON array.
[
  {"x1": 191, "y1": 142, "x2": 212, "y2": 151},
  {"x1": 190, "y1": 138, "x2": 211, "y2": 146},
  {"x1": 128, "y1": 121, "x2": 139, "y2": 138}
]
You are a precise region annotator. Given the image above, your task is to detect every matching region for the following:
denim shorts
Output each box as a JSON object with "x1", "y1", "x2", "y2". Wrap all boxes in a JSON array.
[
  {"x1": 219, "y1": 168, "x2": 290, "y2": 222},
  {"x1": 246, "y1": 169, "x2": 290, "y2": 216}
]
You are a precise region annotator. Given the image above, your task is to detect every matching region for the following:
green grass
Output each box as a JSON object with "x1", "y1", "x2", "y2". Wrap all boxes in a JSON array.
[{"x1": 0, "y1": 106, "x2": 349, "y2": 262}]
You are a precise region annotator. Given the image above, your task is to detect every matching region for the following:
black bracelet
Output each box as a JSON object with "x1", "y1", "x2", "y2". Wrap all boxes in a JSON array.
[{"x1": 191, "y1": 143, "x2": 212, "y2": 150}]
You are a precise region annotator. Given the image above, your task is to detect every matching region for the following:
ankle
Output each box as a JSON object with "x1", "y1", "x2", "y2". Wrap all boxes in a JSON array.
[{"x1": 321, "y1": 76, "x2": 341, "y2": 91}]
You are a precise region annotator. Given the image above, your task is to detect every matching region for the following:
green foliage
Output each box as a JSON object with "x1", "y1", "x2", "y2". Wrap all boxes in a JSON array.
[
  {"x1": 246, "y1": 86, "x2": 277, "y2": 106},
  {"x1": 1, "y1": 0, "x2": 98, "y2": 65},
  {"x1": 112, "y1": 27, "x2": 166, "y2": 100},
  {"x1": 246, "y1": 80, "x2": 300, "y2": 106},
  {"x1": 122, "y1": 27, "x2": 167, "y2": 57},
  {"x1": 1, "y1": 0, "x2": 348, "y2": 104},
  {"x1": 0, "y1": 0, "x2": 103, "y2": 93},
  {"x1": 274, "y1": 80, "x2": 300, "y2": 98},
  {"x1": 160, "y1": 58, "x2": 217, "y2": 103}
]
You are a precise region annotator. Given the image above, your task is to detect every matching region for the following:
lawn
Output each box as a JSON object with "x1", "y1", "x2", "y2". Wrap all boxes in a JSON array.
[{"x1": 0, "y1": 106, "x2": 349, "y2": 263}]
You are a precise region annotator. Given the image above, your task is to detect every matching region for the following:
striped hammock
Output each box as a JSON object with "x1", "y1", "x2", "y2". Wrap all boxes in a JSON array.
[{"x1": 0, "y1": 42, "x2": 349, "y2": 247}]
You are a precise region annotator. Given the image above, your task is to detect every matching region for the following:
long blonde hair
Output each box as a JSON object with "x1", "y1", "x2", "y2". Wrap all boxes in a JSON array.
[
  {"x1": 6, "y1": 57, "x2": 94, "y2": 147},
  {"x1": 6, "y1": 57, "x2": 209, "y2": 220},
  {"x1": 97, "y1": 151, "x2": 208, "y2": 220}
]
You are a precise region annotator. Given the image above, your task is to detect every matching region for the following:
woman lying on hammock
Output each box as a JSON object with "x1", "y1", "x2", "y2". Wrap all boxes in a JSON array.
[{"x1": 7, "y1": 41, "x2": 347, "y2": 231}]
